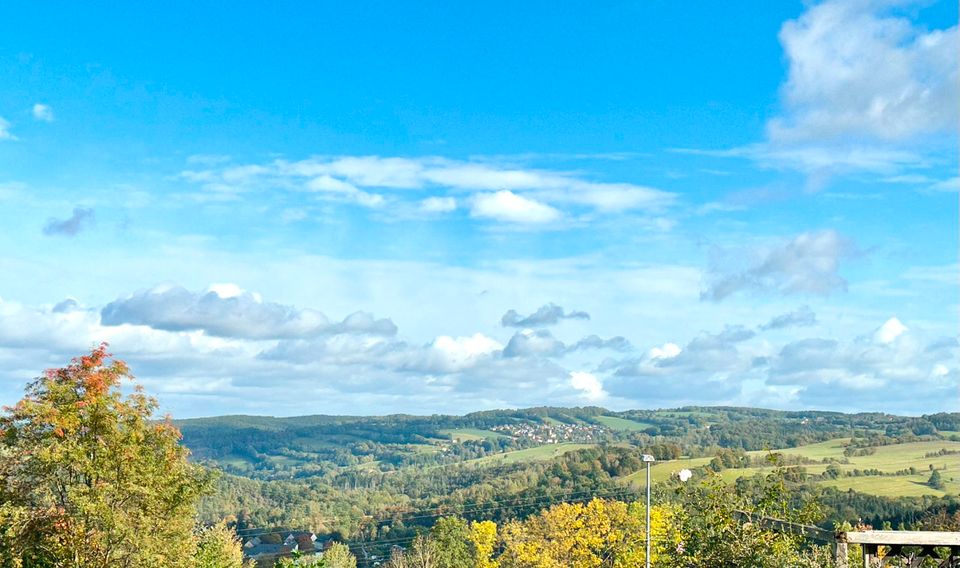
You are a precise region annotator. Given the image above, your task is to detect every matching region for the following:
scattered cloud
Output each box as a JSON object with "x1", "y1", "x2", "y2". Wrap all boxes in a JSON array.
[
  {"x1": 675, "y1": 145, "x2": 927, "y2": 176},
  {"x1": 32, "y1": 103, "x2": 54, "y2": 122},
  {"x1": 0, "y1": 117, "x2": 16, "y2": 140},
  {"x1": 503, "y1": 329, "x2": 631, "y2": 358},
  {"x1": 181, "y1": 155, "x2": 676, "y2": 221},
  {"x1": 702, "y1": 230, "x2": 855, "y2": 301},
  {"x1": 760, "y1": 305, "x2": 817, "y2": 330},
  {"x1": 42, "y1": 207, "x2": 95, "y2": 236},
  {"x1": 0, "y1": 289, "x2": 956, "y2": 416},
  {"x1": 100, "y1": 284, "x2": 396, "y2": 339},
  {"x1": 766, "y1": 320, "x2": 958, "y2": 410},
  {"x1": 470, "y1": 191, "x2": 561, "y2": 224},
  {"x1": 501, "y1": 303, "x2": 590, "y2": 327},
  {"x1": 927, "y1": 177, "x2": 960, "y2": 193},
  {"x1": 420, "y1": 196, "x2": 457, "y2": 213}
]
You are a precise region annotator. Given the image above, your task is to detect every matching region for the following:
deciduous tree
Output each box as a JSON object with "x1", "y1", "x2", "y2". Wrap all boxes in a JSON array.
[{"x1": 0, "y1": 345, "x2": 213, "y2": 568}]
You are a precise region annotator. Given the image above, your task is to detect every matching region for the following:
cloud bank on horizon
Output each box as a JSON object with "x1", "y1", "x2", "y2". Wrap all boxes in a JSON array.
[{"x1": 0, "y1": 0, "x2": 956, "y2": 417}]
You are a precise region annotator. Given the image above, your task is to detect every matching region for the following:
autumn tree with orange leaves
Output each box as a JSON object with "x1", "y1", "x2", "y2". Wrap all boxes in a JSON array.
[{"x1": 0, "y1": 344, "x2": 214, "y2": 568}]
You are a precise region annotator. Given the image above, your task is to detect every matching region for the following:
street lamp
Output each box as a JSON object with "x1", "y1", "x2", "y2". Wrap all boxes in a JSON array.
[{"x1": 641, "y1": 454, "x2": 656, "y2": 568}]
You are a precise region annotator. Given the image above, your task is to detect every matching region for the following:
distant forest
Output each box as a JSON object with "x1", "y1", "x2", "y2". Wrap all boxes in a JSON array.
[{"x1": 181, "y1": 406, "x2": 960, "y2": 555}]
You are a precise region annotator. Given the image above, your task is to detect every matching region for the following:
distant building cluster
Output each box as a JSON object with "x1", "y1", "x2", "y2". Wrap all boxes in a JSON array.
[
  {"x1": 491, "y1": 422, "x2": 607, "y2": 443},
  {"x1": 242, "y1": 531, "x2": 331, "y2": 562}
]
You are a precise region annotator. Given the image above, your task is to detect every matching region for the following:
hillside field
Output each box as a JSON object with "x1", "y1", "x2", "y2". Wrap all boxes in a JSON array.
[{"x1": 623, "y1": 439, "x2": 960, "y2": 498}]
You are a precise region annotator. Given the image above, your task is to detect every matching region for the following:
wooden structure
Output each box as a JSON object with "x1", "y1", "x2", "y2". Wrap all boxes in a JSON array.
[{"x1": 836, "y1": 530, "x2": 960, "y2": 567}]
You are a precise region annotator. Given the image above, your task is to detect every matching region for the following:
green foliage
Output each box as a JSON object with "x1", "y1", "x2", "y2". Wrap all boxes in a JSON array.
[
  {"x1": 430, "y1": 517, "x2": 473, "y2": 568},
  {"x1": 658, "y1": 469, "x2": 833, "y2": 568},
  {"x1": 322, "y1": 543, "x2": 357, "y2": 568},
  {"x1": 0, "y1": 345, "x2": 214, "y2": 568},
  {"x1": 927, "y1": 469, "x2": 945, "y2": 490},
  {"x1": 274, "y1": 556, "x2": 325, "y2": 567},
  {"x1": 196, "y1": 522, "x2": 250, "y2": 568}
]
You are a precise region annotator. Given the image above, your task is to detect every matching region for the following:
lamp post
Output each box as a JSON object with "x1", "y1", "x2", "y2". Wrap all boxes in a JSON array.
[{"x1": 641, "y1": 454, "x2": 656, "y2": 568}]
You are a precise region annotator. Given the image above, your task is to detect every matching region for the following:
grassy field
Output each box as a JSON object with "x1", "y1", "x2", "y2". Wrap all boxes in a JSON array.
[
  {"x1": 439, "y1": 428, "x2": 507, "y2": 442},
  {"x1": 469, "y1": 443, "x2": 597, "y2": 466},
  {"x1": 595, "y1": 416, "x2": 653, "y2": 431},
  {"x1": 820, "y1": 474, "x2": 960, "y2": 498},
  {"x1": 619, "y1": 439, "x2": 960, "y2": 497}
]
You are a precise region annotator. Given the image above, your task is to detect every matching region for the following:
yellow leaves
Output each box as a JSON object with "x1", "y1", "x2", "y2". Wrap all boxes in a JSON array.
[
  {"x1": 470, "y1": 520, "x2": 499, "y2": 568},
  {"x1": 498, "y1": 498, "x2": 676, "y2": 568}
]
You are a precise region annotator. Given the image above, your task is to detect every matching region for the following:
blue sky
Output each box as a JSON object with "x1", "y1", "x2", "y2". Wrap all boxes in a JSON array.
[{"x1": 0, "y1": 0, "x2": 957, "y2": 417}]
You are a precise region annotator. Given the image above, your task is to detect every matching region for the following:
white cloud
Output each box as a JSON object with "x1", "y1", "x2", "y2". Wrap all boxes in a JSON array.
[
  {"x1": 0, "y1": 117, "x2": 16, "y2": 141},
  {"x1": 420, "y1": 196, "x2": 457, "y2": 213},
  {"x1": 182, "y1": 155, "x2": 675, "y2": 219},
  {"x1": 306, "y1": 175, "x2": 385, "y2": 207},
  {"x1": 770, "y1": 0, "x2": 958, "y2": 142},
  {"x1": 928, "y1": 177, "x2": 960, "y2": 193},
  {"x1": 100, "y1": 285, "x2": 396, "y2": 339},
  {"x1": 470, "y1": 190, "x2": 561, "y2": 224},
  {"x1": 32, "y1": 103, "x2": 54, "y2": 123},
  {"x1": 501, "y1": 303, "x2": 590, "y2": 327},
  {"x1": 648, "y1": 342, "x2": 681, "y2": 360},
  {"x1": 569, "y1": 371, "x2": 606, "y2": 401},
  {"x1": 873, "y1": 317, "x2": 907, "y2": 344},
  {"x1": 405, "y1": 333, "x2": 504, "y2": 373},
  {"x1": 503, "y1": 329, "x2": 566, "y2": 358},
  {"x1": 760, "y1": 305, "x2": 818, "y2": 330},
  {"x1": 676, "y1": 145, "x2": 927, "y2": 175},
  {"x1": 767, "y1": 320, "x2": 958, "y2": 410},
  {"x1": 702, "y1": 230, "x2": 855, "y2": 301}
]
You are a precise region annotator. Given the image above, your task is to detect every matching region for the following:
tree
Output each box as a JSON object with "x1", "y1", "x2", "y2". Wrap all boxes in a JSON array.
[
  {"x1": 469, "y1": 520, "x2": 498, "y2": 568},
  {"x1": 430, "y1": 517, "x2": 472, "y2": 568},
  {"x1": 0, "y1": 345, "x2": 214, "y2": 568},
  {"x1": 927, "y1": 469, "x2": 945, "y2": 490},
  {"x1": 658, "y1": 469, "x2": 832, "y2": 568},
  {"x1": 499, "y1": 498, "x2": 670, "y2": 568},
  {"x1": 322, "y1": 543, "x2": 357, "y2": 568},
  {"x1": 196, "y1": 522, "x2": 249, "y2": 568}
]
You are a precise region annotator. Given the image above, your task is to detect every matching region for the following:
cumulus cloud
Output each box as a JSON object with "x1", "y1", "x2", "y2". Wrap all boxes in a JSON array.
[
  {"x1": 676, "y1": 1, "x2": 957, "y2": 178},
  {"x1": 872, "y1": 317, "x2": 907, "y2": 344},
  {"x1": 501, "y1": 303, "x2": 590, "y2": 327},
  {"x1": 503, "y1": 329, "x2": 631, "y2": 358},
  {"x1": 100, "y1": 285, "x2": 396, "y2": 339},
  {"x1": 400, "y1": 333, "x2": 504, "y2": 374},
  {"x1": 569, "y1": 371, "x2": 607, "y2": 401},
  {"x1": 42, "y1": 207, "x2": 95, "y2": 236},
  {"x1": 503, "y1": 329, "x2": 566, "y2": 358},
  {"x1": 470, "y1": 191, "x2": 561, "y2": 224},
  {"x1": 32, "y1": 103, "x2": 54, "y2": 122},
  {"x1": 702, "y1": 230, "x2": 855, "y2": 301},
  {"x1": 614, "y1": 328, "x2": 752, "y2": 381},
  {"x1": 770, "y1": 0, "x2": 958, "y2": 143},
  {"x1": 760, "y1": 305, "x2": 818, "y2": 330},
  {"x1": 765, "y1": 319, "x2": 958, "y2": 410}
]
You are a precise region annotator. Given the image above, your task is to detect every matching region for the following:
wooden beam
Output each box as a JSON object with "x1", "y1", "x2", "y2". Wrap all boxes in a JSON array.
[{"x1": 842, "y1": 531, "x2": 960, "y2": 547}]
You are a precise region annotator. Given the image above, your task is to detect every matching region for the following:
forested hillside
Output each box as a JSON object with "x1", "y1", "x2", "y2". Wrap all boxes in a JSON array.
[{"x1": 182, "y1": 406, "x2": 960, "y2": 562}]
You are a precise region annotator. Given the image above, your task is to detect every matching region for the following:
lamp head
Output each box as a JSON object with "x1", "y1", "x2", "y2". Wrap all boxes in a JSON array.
[{"x1": 641, "y1": 454, "x2": 656, "y2": 463}]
